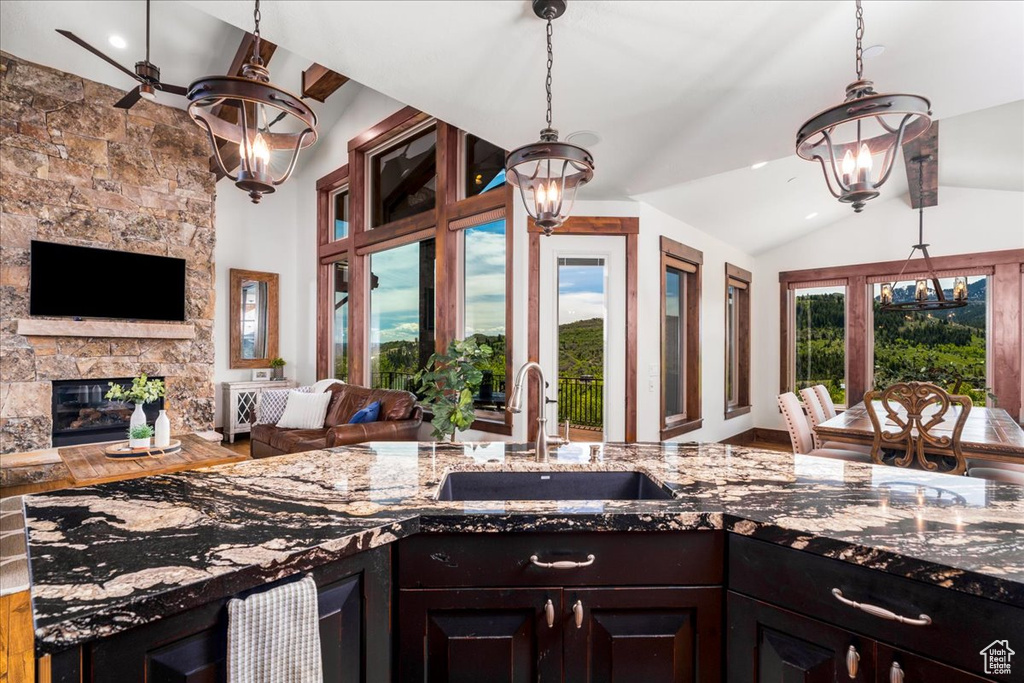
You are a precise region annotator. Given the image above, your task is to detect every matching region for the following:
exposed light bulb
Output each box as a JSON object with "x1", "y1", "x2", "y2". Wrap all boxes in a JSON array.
[
  {"x1": 857, "y1": 143, "x2": 873, "y2": 172},
  {"x1": 252, "y1": 132, "x2": 270, "y2": 166},
  {"x1": 841, "y1": 150, "x2": 855, "y2": 186},
  {"x1": 535, "y1": 182, "x2": 547, "y2": 212},
  {"x1": 915, "y1": 279, "x2": 929, "y2": 302},
  {"x1": 547, "y1": 179, "x2": 560, "y2": 208}
]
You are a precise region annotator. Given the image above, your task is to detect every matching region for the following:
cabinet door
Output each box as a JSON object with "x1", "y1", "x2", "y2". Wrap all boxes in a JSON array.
[
  {"x1": 398, "y1": 587, "x2": 562, "y2": 683},
  {"x1": 876, "y1": 645, "x2": 991, "y2": 683},
  {"x1": 563, "y1": 586, "x2": 722, "y2": 683},
  {"x1": 727, "y1": 592, "x2": 875, "y2": 683}
]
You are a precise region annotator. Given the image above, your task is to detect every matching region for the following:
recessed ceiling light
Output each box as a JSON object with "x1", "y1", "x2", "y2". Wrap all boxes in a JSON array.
[
  {"x1": 750, "y1": 161, "x2": 768, "y2": 170},
  {"x1": 805, "y1": 212, "x2": 819, "y2": 220},
  {"x1": 566, "y1": 130, "x2": 601, "y2": 147},
  {"x1": 863, "y1": 44, "x2": 885, "y2": 59},
  {"x1": 108, "y1": 35, "x2": 128, "y2": 49}
]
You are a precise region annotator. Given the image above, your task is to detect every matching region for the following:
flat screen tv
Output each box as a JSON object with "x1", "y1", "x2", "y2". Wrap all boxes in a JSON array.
[{"x1": 30, "y1": 241, "x2": 187, "y2": 322}]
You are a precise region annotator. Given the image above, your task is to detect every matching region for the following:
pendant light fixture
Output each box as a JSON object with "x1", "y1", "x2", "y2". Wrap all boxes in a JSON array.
[
  {"x1": 505, "y1": 0, "x2": 594, "y2": 235},
  {"x1": 796, "y1": 0, "x2": 931, "y2": 213},
  {"x1": 878, "y1": 156, "x2": 967, "y2": 313},
  {"x1": 186, "y1": 0, "x2": 317, "y2": 203}
]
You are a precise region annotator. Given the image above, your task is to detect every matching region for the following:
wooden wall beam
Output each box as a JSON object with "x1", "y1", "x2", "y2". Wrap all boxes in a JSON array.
[
  {"x1": 903, "y1": 121, "x2": 939, "y2": 209},
  {"x1": 302, "y1": 64, "x2": 349, "y2": 102}
]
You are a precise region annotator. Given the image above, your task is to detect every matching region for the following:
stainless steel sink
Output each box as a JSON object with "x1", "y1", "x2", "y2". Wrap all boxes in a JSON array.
[{"x1": 436, "y1": 471, "x2": 673, "y2": 501}]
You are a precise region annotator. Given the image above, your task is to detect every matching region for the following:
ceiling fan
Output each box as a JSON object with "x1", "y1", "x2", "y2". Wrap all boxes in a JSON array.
[{"x1": 56, "y1": 0, "x2": 187, "y2": 109}]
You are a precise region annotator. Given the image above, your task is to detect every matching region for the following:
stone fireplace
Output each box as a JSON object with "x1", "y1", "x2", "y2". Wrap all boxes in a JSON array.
[{"x1": 0, "y1": 52, "x2": 217, "y2": 454}]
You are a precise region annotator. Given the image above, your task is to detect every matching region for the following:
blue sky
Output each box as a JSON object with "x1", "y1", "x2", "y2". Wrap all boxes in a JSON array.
[{"x1": 558, "y1": 261, "x2": 606, "y2": 325}]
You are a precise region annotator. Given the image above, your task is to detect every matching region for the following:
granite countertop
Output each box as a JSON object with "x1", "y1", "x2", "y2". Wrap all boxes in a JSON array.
[{"x1": 22, "y1": 441, "x2": 1024, "y2": 653}]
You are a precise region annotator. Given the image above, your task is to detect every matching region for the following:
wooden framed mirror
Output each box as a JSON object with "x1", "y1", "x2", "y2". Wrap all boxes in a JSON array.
[{"x1": 229, "y1": 268, "x2": 279, "y2": 369}]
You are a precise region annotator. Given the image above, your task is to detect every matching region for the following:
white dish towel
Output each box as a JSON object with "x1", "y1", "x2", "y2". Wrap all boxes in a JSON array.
[{"x1": 227, "y1": 575, "x2": 324, "y2": 683}]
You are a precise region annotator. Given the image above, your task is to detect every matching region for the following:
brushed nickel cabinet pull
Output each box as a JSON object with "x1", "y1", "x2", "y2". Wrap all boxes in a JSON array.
[
  {"x1": 573, "y1": 599, "x2": 583, "y2": 629},
  {"x1": 846, "y1": 645, "x2": 860, "y2": 679},
  {"x1": 832, "y1": 589, "x2": 932, "y2": 626},
  {"x1": 889, "y1": 662, "x2": 904, "y2": 683},
  {"x1": 530, "y1": 554, "x2": 596, "y2": 569},
  {"x1": 544, "y1": 599, "x2": 554, "y2": 628}
]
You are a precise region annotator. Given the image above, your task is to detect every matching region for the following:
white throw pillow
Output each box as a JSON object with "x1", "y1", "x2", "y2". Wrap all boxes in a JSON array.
[
  {"x1": 276, "y1": 390, "x2": 332, "y2": 430},
  {"x1": 310, "y1": 378, "x2": 344, "y2": 393}
]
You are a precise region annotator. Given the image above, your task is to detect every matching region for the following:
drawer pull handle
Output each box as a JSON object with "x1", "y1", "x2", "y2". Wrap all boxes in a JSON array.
[
  {"x1": 530, "y1": 554, "x2": 596, "y2": 569},
  {"x1": 889, "y1": 662, "x2": 904, "y2": 683},
  {"x1": 573, "y1": 599, "x2": 584, "y2": 629},
  {"x1": 544, "y1": 599, "x2": 554, "y2": 628},
  {"x1": 846, "y1": 645, "x2": 860, "y2": 678},
  {"x1": 831, "y1": 589, "x2": 932, "y2": 626}
]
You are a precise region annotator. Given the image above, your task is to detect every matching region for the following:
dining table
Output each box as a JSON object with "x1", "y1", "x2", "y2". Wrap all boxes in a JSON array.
[{"x1": 816, "y1": 401, "x2": 1024, "y2": 466}]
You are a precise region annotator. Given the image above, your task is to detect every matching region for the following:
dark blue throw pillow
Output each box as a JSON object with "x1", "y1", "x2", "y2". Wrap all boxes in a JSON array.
[{"x1": 348, "y1": 400, "x2": 381, "y2": 424}]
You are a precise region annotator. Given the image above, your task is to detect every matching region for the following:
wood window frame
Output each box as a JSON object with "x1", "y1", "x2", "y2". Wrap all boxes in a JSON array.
[
  {"x1": 779, "y1": 248, "x2": 1024, "y2": 420},
  {"x1": 724, "y1": 263, "x2": 752, "y2": 420},
  {"x1": 660, "y1": 236, "x2": 702, "y2": 439},
  {"x1": 316, "y1": 109, "x2": 515, "y2": 433},
  {"x1": 526, "y1": 217, "x2": 640, "y2": 443}
]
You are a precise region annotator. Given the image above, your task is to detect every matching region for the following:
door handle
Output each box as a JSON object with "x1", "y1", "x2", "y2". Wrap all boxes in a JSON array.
[
  {"x1": 530, "y1": 554, "x2": 596, "y2": 569},
  {"x1": 573, "y1": 599, "x2": 583, "y2": 629},
  {"x1": 846, "y1": 645, "x2": 860, "y2": 679},
  {"x1": 544, "y1": 599, "x2": 554, "y2": 628},
  {"x1": 832, "y1": 588, "x2": 932, "y2": 626}
]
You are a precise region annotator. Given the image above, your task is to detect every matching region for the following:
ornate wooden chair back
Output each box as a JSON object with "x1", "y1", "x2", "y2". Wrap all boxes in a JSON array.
[{"x1": 863, "y1": 381, "x2": 972, "y2": 474}]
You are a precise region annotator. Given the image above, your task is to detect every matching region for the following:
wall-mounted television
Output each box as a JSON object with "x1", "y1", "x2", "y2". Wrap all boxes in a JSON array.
[{"x1": 30, "y1": 241, "x2": 187, "y2": 322}]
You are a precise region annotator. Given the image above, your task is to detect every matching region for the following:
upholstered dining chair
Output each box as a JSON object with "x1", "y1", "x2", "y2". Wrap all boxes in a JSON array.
[
  {"x1": 864, "y1": 381, "x2": 972, "y2": 475},
  {"x1": 800, "y1": 387, "x2": 872, "y2": 454},
  {"x1": 777, "y1": 392, "x2": 872, "y2": 463},
  {"x1": 812, "y1": 384, "x2": 839, "y2": 419}
]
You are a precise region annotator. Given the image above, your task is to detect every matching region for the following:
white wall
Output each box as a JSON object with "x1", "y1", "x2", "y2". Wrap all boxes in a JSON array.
[{"x1": 751, "y1": 186, "x2": 1024, "y2": 431}]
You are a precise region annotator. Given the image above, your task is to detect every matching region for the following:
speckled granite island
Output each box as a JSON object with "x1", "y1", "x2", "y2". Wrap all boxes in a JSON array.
[{"x1": 23, "y1": 442, "x2": 1024, "y2": 681}]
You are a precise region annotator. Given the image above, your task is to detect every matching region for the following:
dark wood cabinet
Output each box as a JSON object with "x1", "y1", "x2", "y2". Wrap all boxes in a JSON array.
[
  {"x1": 564, "y1": 587, "x2": 722, "y2": 683},
  {"x1": 398, "y1": 587, "x2": 563, "y2": 682},
  {"x1": 875, "y1": 645, "x2": 991, "y2": 683},
  {"x1": 46, "y1": 547, "x2": 391, "y2": 683},
  {"x1": 727, "y1": 592, "x2": 874, "y2": 682},
  {"x1": 396, "y1": 532, "x2": 724, "y2": 683}
]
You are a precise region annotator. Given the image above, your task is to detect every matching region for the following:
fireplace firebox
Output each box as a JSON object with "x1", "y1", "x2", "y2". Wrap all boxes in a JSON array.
[{"x1": 51, "y1": 378, "x2": 165, "y2": 447}]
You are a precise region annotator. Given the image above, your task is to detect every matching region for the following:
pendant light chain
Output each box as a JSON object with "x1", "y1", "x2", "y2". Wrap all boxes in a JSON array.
[
  {"x1": 252, "y1": 0, "x2": 264, "y2": 66},
  {"x1": 545, "y1": 17, "x2": 554, "y2": 129},
  {"x1": 854, "y1": 0, "x2": 864, "y2": 80}
]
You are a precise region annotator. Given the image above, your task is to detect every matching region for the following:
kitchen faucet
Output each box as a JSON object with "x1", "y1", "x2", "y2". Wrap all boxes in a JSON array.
[{"x1": 507, "y1": 361, "x2": 569, "y2": 461}]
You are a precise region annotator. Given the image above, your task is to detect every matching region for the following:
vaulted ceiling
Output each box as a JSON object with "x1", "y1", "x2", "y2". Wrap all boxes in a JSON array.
[{"x1": 5, "y1": 1, "x2": 1021, "y2": 253}]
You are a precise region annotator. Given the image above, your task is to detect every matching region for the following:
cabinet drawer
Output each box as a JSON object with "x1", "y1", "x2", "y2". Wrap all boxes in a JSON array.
[
  {"x1": 399, "y1": 531, "x2": 723, "y2": 588},
  {"x1": 728, "y1": 535, "x2": 1023, "y2": 678}
]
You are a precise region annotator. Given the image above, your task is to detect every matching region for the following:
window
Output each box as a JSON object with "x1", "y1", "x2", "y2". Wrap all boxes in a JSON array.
[
  {"x1": 660, "y1": 237, "x2": 702, "y2": 438},
  {"x1": 332, "y1": 260, "x2": 349, "y2": 381},
  {"x1": 369, "y1": 239, "x2": 436, "y2": 392},
  {"x1": 332, "y1": 188, "x2": 349, "y2": 240},
  {"x1": 872, "y1": 275, "x2": 988, "y2": 402},
  {"x1": 725, "y1": 264, "x2": 751, "y2": 418},
  {"x1": 463, "y1": 133, "x2": 505, "y2": 198},
  {"x1": 792, "y1": 284, "x2": 847, "y2": 406},
  {"x1": 370, "y1": 125, "x2": 437, "y2": 227},
  {"x1": 462, "y1": 219, "x2": 507, "y2": 411}
]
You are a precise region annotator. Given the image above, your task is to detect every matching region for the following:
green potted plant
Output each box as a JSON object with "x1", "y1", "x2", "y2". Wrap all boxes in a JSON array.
[
  {"x1": 128, "y1": 424, "x2": 154, "y2": 450},
  {"x1": 105, "y1": 374, "x2": 165, "y2": 431},
  {"x1": 269, "y1": 357, "x2": 287, "y2": 380},
  {"x1": 415, "y1": 338, "x2": 492, "y2": 442}
]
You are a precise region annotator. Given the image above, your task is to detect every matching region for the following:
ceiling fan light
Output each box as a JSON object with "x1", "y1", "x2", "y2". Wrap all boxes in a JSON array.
[{"x1": 139, "y1": 83, "x2": 156, "y2": 101}]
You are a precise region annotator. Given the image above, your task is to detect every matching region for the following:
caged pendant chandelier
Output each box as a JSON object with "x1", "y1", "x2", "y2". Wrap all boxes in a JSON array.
[
  {"x1": 878, "y1": 156, "x2": 967, "y2": 313},
  {"x1": 186, "y1": 0, "x2": 317, "y2": 203},
  {"x1": 796, "y1": 0, "x2": 931, "y2": 213},
  {"x1": 505, "y1": 0, "x2": 594, "y2": 236}
]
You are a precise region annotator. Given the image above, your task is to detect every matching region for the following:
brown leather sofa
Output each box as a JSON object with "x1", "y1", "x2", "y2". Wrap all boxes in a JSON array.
[{"x1": 251, "y1": 383, "x2": 423, "y2": 459}]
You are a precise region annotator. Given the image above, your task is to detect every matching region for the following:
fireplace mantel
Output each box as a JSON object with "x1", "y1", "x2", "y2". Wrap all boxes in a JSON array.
[{"x1": 16, "y1": 319, "x2": 195, "y2": 340}]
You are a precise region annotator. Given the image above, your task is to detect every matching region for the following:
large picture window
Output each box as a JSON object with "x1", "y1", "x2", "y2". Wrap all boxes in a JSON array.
[
  {"x1": 462, "y1": 133, "x2": 505, "y2": 198},
  {"x1": 792, "y1": 284, "x2": 847, "y2": 406},
  {"x1": 725, "y1": 264, "x2": 751, "y2": 418},
  {"x1": 332, "y1": 188, "x2": 349, "y2": 240},
  {"x1": 370, "y1": 125, "x2": 437, "y2": 228},
  {"x1": 462, "y1": 219, "x2": 507, "y2": 411},
  {"x1": 872, "y1": 275, "x2": 988, "y2": 402},
  {"x1": 332, "y1": 260, "x2": 349, "y2": 381},
  {"x1": 369, "y1": 239, "x2": 436, "y2": 392},
  {"x1": 660, "y1": 237, "x2": 702, "y2": 438}
]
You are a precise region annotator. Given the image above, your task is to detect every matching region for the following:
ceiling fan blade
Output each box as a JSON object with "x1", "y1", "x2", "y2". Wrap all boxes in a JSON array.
[
  {"x1": 114, "y1": 86, "x2": 143, "y2": 109},
  {"x1": 156, "y1": 82, "x2": 188, "y2": 96},
  {"x1": 56, "y1": 29, "x2": 140, "y2": 81}
]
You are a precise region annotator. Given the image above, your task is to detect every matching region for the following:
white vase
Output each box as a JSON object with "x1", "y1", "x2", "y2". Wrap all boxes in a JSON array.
[
  {"x1": 154, "y1": 410, "x2": 171, "y2": 447},
  {"x1": 130, "y1": 403, "x2": 147, "y2": 430},
  {"x1": 129, "y1": 437, "x2": 151, "y2": 450}
]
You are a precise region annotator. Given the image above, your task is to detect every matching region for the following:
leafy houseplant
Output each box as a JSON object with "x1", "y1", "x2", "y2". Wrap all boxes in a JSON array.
[
  {"x1": 128, "y1": 424, "x2": 154, "y2": 449},
  {"x1": 105, "y1": 374, "x2": 166, "y2": 430},
  {"x1": 415, "y1": 338, "x2": 493, "y2": 442},
  {"x1": 269, "y1": 357, "x2": 286, "y2": 380}
]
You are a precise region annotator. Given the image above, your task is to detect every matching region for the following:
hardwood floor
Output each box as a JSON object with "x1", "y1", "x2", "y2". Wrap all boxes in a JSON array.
[
  {"x1": 0, "y1": 591, "x2": 33, "y2": 683},
  {"x1": 220, "y1": 436, "x2": 252, "y2": 457}
]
